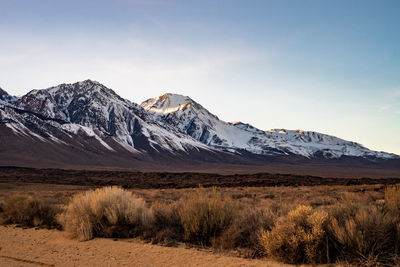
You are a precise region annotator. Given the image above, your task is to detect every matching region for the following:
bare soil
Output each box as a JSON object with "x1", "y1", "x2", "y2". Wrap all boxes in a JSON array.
[{"x1": 0, "y1": 226, "x2": 292, "y2": 267}]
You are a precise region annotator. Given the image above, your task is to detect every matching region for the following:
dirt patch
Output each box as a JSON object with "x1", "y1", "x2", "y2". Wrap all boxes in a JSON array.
[{"x1": 0, "y1": 226, "x2": 290, "y2": 267}]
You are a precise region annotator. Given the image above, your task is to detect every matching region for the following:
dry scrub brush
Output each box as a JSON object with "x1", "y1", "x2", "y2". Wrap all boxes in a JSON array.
[
  {"x1": 179, "y1": 187, "x2": 237, "y2": 245},
  {"x1": 385, "y1": 185, "x2": 400, "y2": 216},
  {"x1": 328, "y1": 206, "x2": 398, "y2": 266},
  {"x1": 385, "y1": 185, "x2": 400, "y2": 257},
  {"x1": 58, "y1": 186, "x2": 153, "y2": 241},
  {"x1": 148, "y1": 201, "x2": 184, "y2": 245},
  {"x1": 325, "y1": 187, "x2": 400, "y2": 266},
  {"x1": 213, "y1": 208, "x2": 275, "y2": 258},
  {"x1": 2, "y1": 184, "x2": 400, "y2": 265},
  {"x1": 261, "y1": 205, "x2": 329, "y2": 264},
  {"x1": 1, "y1": 195, "x2": 61, "y2": 227}
]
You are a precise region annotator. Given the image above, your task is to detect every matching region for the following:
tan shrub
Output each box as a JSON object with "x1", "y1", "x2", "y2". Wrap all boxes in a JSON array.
[
  {"x1": 261, "y1": 205, "x2": 328, "y2": 264},
  {"x1": 2, "y1": 195, "x2": 61, "y2": 227},
  {"x1": 148, "y1": 201, "x2": 184, "y2": 245},
  {"x1": 328, "y1": 205, "x2": 398, "y2": 264},
  {"x1": 58, "y1": 186, "x2": 153, "y2": 241},
  {"x1": 328, "y1": 194, "x2": 361, "y2": 225},
  {"x1": 385, "y1": 185, "x2": 400, "y2": 216},
  {"x1": 179, "y1": 187, "x2": 237, "y2": 245},
  {"x1": 213, "y1": 208, "x2": 275, "y2": 258}
]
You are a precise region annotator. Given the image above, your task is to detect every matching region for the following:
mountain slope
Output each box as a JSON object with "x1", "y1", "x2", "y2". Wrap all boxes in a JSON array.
[
  {"x1": 0, "y1": 87, "x2": 17, "y2": 106},
  {"x1": 141, "y1": 93, "x2": 398, "y2": 159},
  {"x1": 14, "y1": 80, "x2": 212, "y2": 154}
]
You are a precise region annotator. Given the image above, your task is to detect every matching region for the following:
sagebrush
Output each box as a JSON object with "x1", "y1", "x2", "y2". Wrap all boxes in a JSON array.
[
  {"x1": 213, "y1": 208, "x2": 275, "y2": 258},
  {"x1": 2, "y1": 195, "x2": 61, "y2": 227},
  {"x1": 148, "y1": 201, "x2": 184, "y2": 245},
  {"x1": 261, "y1": 205, "x2": 329, "y2": 264},
  {"x1": 58, "y1": 186, "x2": 153, "y2": 241},
  {"x1": 179, "y1": 187, "x2": 237, "y2": 245}
]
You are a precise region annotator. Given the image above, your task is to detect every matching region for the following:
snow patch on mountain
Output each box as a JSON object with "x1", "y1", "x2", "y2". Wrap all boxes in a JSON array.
[
  {"x1": 61, "y1": 123, "x2": 114, "y2": 151},
  {"x1": 1, "y1": 104, "x2": 67, "y2": 145}
]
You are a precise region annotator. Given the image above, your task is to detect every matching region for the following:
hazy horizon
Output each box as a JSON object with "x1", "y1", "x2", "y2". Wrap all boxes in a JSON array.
[{"x1": 1, "y1": 0, "x2": 399, "y2": 154}]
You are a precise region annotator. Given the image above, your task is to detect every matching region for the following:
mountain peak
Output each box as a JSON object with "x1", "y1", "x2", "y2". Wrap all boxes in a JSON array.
[
  {"x1": 72, "y1": 79, "x2": 104, "y2": 89},
  {"x1": 22, "y1": 80, "x2": 120, "y2": 102},
  {"x1": 16, "y1": 80, "x2": 127, "y2": 122},
  {"x1": 80, "y1": 79, "x2": 100, "y2": 84},
  {"x1": 141, "y1": 93, "x2": 193, "y2": 114}
]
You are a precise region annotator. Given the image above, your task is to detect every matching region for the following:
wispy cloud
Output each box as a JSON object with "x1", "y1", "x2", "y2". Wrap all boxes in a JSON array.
[
  {"x1": 0, "y1": 29, "x2": 266, "y2": 97},
  {"x1": 379, "y1": 105, "x2": 392, "y2": 111},
  {"x1": 376, "y1": 87, "x2": 400, "y2": 112},
  {"x1": 391, "y1": 89, "x2": 400, "y2": 99}
]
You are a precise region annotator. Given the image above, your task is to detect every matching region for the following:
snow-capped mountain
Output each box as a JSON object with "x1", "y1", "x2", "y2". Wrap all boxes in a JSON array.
[
  {"x1": 141, "y1": 93, "x2": 398, "y2": 159},
  {"x1": 13, "y1": 80, "x2": 210, "y2": 154},
  {"x1": 0, "y1": 80, "x2": 398, "y2": 172}
]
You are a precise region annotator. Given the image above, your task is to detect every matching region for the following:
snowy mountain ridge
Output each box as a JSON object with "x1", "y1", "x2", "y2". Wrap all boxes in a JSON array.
[
  {"x1": 0, "y1": 81, "x2": 398, "y2": 161},
  {"x1": 141, "y1": 93, "x2": 398, "y2": 159}
]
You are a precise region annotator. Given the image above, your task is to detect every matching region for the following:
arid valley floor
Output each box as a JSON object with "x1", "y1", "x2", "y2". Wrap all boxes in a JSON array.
[{"x1": 1, "y1": 167, "x2": 400, "y2": 266}]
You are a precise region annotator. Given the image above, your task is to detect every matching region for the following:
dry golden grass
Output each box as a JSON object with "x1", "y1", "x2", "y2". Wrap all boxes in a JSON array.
[{"x1": 58, "y1": 186, "x2": 153, "y2": 241}]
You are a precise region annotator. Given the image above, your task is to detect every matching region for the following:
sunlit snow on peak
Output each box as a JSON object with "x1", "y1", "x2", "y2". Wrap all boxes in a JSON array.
[{"x1": 141, "y1": 93, "x2": 193, "y2": 114}]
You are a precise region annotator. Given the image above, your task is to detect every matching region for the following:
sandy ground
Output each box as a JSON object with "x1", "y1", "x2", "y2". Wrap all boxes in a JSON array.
[{"x1": 0, "y1": 226, "x2": 292, "y2": 267}]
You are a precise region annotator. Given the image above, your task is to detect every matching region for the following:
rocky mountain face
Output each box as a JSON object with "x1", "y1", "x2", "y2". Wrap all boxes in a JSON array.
[
  {"x1": 141, "y1": 93, "x2": 397, "y2": 159},
  {"x1": 9, "y1": 80, "x2": 210, "y2": 154},
  {"x1": 0, "y1": 80, "x2": 398, "y2": 171},
  {"x1": 0, "y1": 87, "x2": 16, "y2": 105}
]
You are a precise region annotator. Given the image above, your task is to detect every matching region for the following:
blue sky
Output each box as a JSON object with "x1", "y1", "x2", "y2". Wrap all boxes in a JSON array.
[{"x1": 1, "y1": 0, "x2": 400, "y2": 154}]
